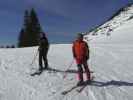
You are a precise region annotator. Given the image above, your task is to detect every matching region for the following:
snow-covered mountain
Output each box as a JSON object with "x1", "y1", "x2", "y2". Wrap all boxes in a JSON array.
[
  {"x1": 1, "y1": 4, "x2": 133, "y2": 100},
  {"x1": 85, "y1": 4, "x2": 133, "y2": 44}
]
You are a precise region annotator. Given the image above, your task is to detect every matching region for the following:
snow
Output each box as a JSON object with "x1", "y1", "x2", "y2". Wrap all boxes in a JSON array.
[
  {"x1": 0, "y1": 44, "x2": 133, "y2": 100},
  {"x1": 1, "y1": 4, "x2": 133, "y2": 100},
  {"x1": 86, "y1": 19, "x2": 133, "y2": 44}
]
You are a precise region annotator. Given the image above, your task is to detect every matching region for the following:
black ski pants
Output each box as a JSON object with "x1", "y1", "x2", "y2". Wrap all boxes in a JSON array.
[{"x1": 39, "y1": 51, "x2": 48, "y2": 70}]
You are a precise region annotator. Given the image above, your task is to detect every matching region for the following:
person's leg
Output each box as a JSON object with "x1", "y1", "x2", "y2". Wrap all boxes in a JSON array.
[
  {"x1": 83, "y1": 61, "x2": 90, "y2": 81},
  {"x1": 39, "y1": 52, "x2": 43, "y2": 71},
  {"x1": 43, "y1": 54, "x2": 48, "y2": 69},
  {"x1": 77, "y1": 64, "x2": 83, "y2": 85}
]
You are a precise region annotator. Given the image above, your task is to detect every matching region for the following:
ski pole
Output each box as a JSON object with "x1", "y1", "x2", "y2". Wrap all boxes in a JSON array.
[
  {"x1": 63, "y1": 59, "x2": 74, "y2": 79},
  {"x1": 30, "y1": 49, "x2": 38, "y2": 66}
]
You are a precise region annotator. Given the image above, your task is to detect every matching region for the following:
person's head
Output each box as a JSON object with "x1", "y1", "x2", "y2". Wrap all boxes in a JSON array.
[
  {"x1": 40, "y1": 32, "x2": 46, "y2": 39},
  {"x1": 77, "y1": 33, "x2": 83, "y2": 40}
]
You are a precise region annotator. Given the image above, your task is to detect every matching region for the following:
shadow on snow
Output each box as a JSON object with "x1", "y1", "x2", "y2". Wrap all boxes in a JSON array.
[
  {"x1": 47, "y1": 67, "x2": 93, "y2": 73},
  {"x1": 46, "y1": 68, "x2": 133, "y2": 87},
  {"x1": 89, "y1": 80, "x2": 133, "y2": 87}
]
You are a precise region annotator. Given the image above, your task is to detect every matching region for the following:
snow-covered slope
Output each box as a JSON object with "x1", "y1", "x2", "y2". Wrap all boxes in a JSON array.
[
  {"x1": 85, "y1": 4, "x2": 133, "y2": 44},
  {"x1": 0, "y1": 43, "x2": 133, "y2": 100}
]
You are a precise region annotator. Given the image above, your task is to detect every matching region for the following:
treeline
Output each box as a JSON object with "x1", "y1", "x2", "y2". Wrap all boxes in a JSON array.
[{"x1": 0, "y1": 45, "x2": 15, "y2": 48}]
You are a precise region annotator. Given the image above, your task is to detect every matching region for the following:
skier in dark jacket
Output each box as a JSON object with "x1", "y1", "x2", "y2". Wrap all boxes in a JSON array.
[
  {"x1": 72, "y1": 33, "x2": 91, "y2": 86},
  {"x1": 38, "y1": 32, "x2": 49, "y2": 72}
]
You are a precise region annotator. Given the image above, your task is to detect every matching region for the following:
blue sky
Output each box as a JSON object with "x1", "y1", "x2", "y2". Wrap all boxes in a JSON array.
[{"x1": 0, "y1": 0, "x2": 132, "y2": 45}]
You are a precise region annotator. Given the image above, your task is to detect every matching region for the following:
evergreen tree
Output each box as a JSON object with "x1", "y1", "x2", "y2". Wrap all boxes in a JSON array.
[
  {"x1": 6, "y1": 45, "x2": 10, "y2": 48},
  {"x1": 11, "y1": 45, "x2": 15, "y2": 48},
  {"x1": 28, "y1": 8, "x2": 42, "y2": 46},
  {"x1": 18, "y1": 8, "x2": 42, "y2": 47},
  {"x1": 18, "y1": 28, "x2": 25, "y2": 47},
  {"x1": 18, "y1": 10, "x2": 30, "y2": 47}
]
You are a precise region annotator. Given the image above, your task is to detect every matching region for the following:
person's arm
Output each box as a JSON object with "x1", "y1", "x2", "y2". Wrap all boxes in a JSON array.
[
  {"x1": 46, "y1": 38, "x2": 49, "y2": 50},
  {"x1": 72, "y1": 42, "x2": 76, "y2": 58},
  {"x1": 85, "y1": 42, "x2": 89, "y2": 60},
  {"x1": 38, "y1": 39, "x2": 41, "y2": 51}
]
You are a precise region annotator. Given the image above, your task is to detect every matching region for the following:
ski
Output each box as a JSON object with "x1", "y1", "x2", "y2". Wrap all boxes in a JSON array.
[
  {"x1": 76, "y1": 84, "x2": 87, "y2": 93},
  {"x1": 61, "y1": 74, "x2": 95, "y2": 95},
  {"x1": 61, "y1": 80, "x2": 92, "y2": 95},
  {"x1": 61, "y1": 85, "x2": 78, "y2": 95},
  {"x1": 30, "y1": 67, "x2": 53, "y2": 76},
  {"x1": 30, "y1": 70, "x2": 43, "y2": 76},
  {"x1": 76, "y1": 76, "x2": 95, "y2": 93}
]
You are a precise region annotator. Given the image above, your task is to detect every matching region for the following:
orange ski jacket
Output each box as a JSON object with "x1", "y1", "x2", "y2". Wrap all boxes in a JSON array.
[{"x1": 72, "y1": 39, "x2": 89, "y2": 64}]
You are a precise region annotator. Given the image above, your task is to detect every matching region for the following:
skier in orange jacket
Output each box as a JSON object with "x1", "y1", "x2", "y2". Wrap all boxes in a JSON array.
[{"x1": 72, "y1": 33, "x2": 91, "y2": 86}]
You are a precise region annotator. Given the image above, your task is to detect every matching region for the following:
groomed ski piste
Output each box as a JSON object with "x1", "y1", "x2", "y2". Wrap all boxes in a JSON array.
[{"x1": 1, "y1": 4, "x2": 133, "y2": 100}]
